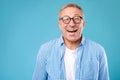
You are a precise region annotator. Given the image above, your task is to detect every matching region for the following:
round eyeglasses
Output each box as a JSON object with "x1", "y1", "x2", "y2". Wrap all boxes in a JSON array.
[{"x1": 59, "y1": 16, "x2": 83, "y2": 24}]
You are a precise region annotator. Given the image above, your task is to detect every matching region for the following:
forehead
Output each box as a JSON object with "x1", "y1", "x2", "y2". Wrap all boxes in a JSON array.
[{"x1": 59, "y1": 7, "x2": 83, "y2": 17}]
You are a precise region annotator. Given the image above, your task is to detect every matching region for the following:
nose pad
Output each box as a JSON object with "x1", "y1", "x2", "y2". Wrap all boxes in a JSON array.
[{"x1": 69, "y1": 19, "x2": 75, "y2": 27}]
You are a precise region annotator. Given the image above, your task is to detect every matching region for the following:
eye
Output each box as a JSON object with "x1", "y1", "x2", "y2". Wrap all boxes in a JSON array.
[
  {"x1": 74, "y1": 16, "x2": 81, "y2": 21},
  {"x1": 62, "y1": 16, "x2": 70, "y2": 21},
  {"x1": 62, "y1": 16, "x2": 70, "y2": 23},
  {"x1": 73, "y1": 16, "x2": 81, "y2": 23}
]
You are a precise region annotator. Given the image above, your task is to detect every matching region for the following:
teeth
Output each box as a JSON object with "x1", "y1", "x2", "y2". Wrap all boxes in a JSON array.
[{"x1": 67, "y1": 30, "x2": 77, "y2": 32}]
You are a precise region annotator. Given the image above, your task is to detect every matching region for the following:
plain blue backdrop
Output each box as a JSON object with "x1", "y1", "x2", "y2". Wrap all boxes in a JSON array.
[{"x1": 0, "y1": 0, "x2": 120, "y2": 80}]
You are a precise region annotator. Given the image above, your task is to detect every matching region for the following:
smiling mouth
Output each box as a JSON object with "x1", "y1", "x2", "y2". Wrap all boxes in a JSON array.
[{"x1": 67, "y1": 30, "x2": 77, "y2": 33}]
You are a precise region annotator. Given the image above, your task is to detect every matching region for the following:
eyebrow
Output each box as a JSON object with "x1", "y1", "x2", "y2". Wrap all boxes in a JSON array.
[{"x1": 60, "y1": 14, "x2": 83, "y2": 18}]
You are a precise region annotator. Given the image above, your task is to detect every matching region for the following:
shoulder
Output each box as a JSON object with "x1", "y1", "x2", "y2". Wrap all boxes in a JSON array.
[
  {"x1": 83, "y1": 38, "x2": 107, "y2": 61},
  {"x1": 85, "y1": 38, "x2": 105, "y2": 51},
  {"x1": 84, "y1": 38, "x2": 106, "y2": 58},
  {"x1": 37, "y1": 37, "x2": 60, "y2": 57},
  {"x1": 40, "y1": 37, "x2": 60, "y2": 49}
]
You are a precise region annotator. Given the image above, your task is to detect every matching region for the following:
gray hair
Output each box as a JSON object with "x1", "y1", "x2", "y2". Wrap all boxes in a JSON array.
[{"x1": 59, "y1": 3, "x2": 84, "y2": 18}]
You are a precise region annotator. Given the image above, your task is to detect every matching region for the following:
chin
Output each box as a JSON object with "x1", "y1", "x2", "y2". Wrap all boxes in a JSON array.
[
  {"x1": 67, "y1": 37, "x2": 78, "y2": 42},
  {"x1": 68, "y1": 35, "x2": 82, "y2": 41}
]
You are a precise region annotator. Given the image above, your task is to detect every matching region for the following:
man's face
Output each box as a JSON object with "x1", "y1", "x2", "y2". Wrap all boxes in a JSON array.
[{"x1": 59, "y1": 7, "x2": 85, "y2": 42}]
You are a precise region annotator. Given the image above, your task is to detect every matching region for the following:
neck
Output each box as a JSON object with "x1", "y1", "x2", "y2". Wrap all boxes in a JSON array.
[{"x1": 63, "y1": 36, "x2": 82, "y2": 50}]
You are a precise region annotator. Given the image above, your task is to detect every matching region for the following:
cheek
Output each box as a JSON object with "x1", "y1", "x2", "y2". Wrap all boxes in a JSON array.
[
  {"x1": 76, "y1": 26, "x2": 84, "y2": 35},
  {"x1": 79, "y1": 23, "x2": 84, "y2": 31},
  {"x1": 79, "y1": 27, "x2": 83, "y2": 33},
  {"x1": 59, "y1": 23, "x2": 67, "y2": 31}
]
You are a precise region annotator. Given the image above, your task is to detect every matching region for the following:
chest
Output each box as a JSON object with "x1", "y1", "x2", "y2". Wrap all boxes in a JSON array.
[{"x1": 45, "y1": 48, "x2": 99, "y2": 80}]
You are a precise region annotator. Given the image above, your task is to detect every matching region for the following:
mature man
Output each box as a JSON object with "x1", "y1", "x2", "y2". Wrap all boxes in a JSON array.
[{"x1": 32, "y1": 3, "x2": 109, "y2": 80}]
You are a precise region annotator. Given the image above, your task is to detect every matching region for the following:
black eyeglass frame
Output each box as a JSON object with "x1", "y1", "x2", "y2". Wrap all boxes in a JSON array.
[{"x1": 59, "y1": 16, "x2": 83, "y2": 24}]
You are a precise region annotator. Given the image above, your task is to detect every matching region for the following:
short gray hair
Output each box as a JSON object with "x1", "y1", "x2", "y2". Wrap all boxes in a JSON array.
[{"x1": 59, "y1": 3, "x2": 84, "y2": 17}]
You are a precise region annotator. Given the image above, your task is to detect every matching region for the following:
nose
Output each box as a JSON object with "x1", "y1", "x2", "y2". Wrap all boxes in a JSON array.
[{"x1": 69, "y1": 19, "x2": 75, "y2": 27}]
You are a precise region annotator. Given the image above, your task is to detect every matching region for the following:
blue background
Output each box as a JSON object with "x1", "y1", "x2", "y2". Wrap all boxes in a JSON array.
[{"x1": 0, "y1": 0, "x2": 120, "y2": 80}]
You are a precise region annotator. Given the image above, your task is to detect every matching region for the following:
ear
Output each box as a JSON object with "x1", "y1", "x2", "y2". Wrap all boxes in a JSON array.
[
  {"x1": 58, "y1": 20, "x2": 60, "y2": 26},
  {"x1": 58, "y1": 21, "x2": 62, "y2": 29}
]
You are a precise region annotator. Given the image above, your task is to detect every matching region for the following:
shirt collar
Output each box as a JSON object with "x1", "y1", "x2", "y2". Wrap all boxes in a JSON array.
[
  {"x1": 59, "y1": 35, "x2": 64, "y2": 46},
  {"x1": 79, "y1": 35, "x2": 85, "y2": 47}
]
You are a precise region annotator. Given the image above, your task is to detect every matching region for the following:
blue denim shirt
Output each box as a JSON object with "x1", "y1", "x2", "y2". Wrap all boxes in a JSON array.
[{"x1": 32, "y1": 36, "x2": 109, "y2": 80}]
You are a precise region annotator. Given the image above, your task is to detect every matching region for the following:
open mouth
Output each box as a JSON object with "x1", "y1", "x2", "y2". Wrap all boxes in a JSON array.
[{"x1": 67, "y1": 29, "x2": 78, "y2": 33}]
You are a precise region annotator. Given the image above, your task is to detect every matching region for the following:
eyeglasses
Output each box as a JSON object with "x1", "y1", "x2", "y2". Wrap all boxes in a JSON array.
[{"x1": 59, "y1": 16, "x2": 83, "y2": 24}]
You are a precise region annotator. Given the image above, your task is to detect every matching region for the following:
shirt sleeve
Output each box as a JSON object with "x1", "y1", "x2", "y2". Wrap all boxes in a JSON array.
[
  {"x1": 98, "y1": 48, "x2": 109, "y2": 80},
  {"x1": 32, "y1": 46, "x2": 48, "y2": 80}
]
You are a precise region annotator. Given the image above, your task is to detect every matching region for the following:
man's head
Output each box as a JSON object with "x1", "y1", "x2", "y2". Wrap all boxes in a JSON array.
[{"x1": 58, "y1": 3, "x2": 85, "y2": 43}]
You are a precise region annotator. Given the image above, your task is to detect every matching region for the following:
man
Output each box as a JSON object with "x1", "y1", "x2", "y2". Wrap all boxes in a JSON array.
[{"x1": 32, "y1": 3, "x2": 109, "y2": 80}]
